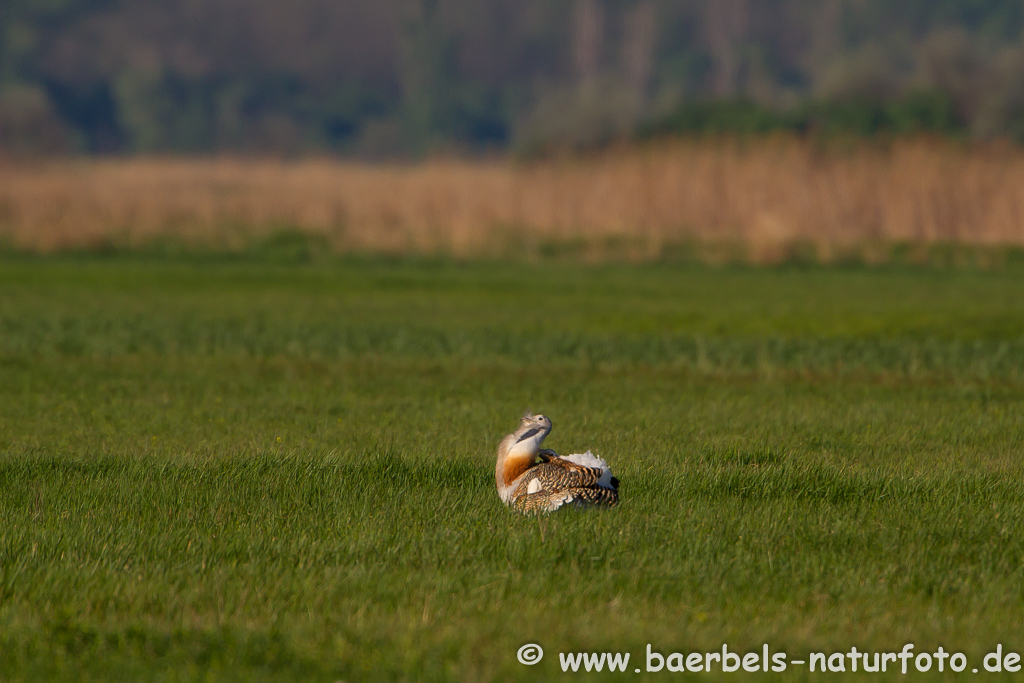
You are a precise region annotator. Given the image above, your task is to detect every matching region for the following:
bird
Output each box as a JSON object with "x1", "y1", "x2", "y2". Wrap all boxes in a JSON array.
[{"x1": 494, "y1": 412, "x2": 619, "y2": 513}]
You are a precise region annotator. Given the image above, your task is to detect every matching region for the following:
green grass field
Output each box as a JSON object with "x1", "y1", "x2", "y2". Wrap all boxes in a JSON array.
[{"x1": 2, "y1": 254, "x2": 1024, "y2": 681}]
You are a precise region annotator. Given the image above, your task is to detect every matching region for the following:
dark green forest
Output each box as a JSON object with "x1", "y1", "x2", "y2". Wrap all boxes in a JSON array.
[{"x1": 3, "y1": 0, "x2": 1024, "y2": 155}]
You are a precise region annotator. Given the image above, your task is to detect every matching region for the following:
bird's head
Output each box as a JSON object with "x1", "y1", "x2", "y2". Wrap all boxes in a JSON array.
[{"x1": 509, "y1": 412, "x2": 552, "y2": 454}]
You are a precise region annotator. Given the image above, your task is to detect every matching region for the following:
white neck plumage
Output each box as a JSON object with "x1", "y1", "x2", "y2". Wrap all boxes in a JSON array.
[{"x1": 495, "y1": 431, "x2": 545, "y2": 504}]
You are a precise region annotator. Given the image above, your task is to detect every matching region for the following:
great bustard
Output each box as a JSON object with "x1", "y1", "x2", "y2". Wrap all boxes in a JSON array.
[{"x1": 495, "y1": 412, "x2": 619, "y2": 513}]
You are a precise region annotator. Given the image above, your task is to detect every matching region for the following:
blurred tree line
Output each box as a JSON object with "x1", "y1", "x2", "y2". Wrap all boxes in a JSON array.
[{"x1": 2, "y1": 0, "x2": 1024, "y2": 156}]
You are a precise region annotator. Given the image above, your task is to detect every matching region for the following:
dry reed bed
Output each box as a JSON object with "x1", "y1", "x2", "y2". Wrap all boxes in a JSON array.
[{"x1": 2, "y1": 137, "x2": 1024, "y2": 260}]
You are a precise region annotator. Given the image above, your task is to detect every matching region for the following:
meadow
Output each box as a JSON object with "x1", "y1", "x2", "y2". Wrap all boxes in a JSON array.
[{"x1": 1, "y1": 251, "x2": 1024, "y2": 681}]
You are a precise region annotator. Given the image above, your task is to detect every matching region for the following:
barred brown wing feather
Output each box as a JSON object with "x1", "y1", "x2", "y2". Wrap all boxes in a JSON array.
[
  {"x1": 512, "y1": 461, "x2": 598, "y2": 498},
  {"x1": 511, "y1": 490, "x2": 576, "y2": 513},
  {"x1": 568, "y1": 485, "x2": 618, "y2": 506},
  {"x1": 510, "y1": 457, "x2": 619, "y2": 513},
  {"x1": 545, "y1": 457, "x2": 607, "y2": 487},
  {"x1": 511, "y1": 486, "x2": 618, "y2": 513}
]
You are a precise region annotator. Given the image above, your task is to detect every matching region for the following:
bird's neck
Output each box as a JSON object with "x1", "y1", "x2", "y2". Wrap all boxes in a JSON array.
[{"x1": 496, "y1": 434, "x2": 541, "y2": 494}]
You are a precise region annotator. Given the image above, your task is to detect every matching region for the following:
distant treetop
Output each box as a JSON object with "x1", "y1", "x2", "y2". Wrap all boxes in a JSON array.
[{"x1": 2, "y1": 0, "x2": 1024, "y2": 155}]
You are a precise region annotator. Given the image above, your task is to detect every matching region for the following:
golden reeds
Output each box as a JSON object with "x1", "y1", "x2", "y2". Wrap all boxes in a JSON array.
[{"x1": 3, "y1": 137, "x2": 1024, "y2": 261}]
